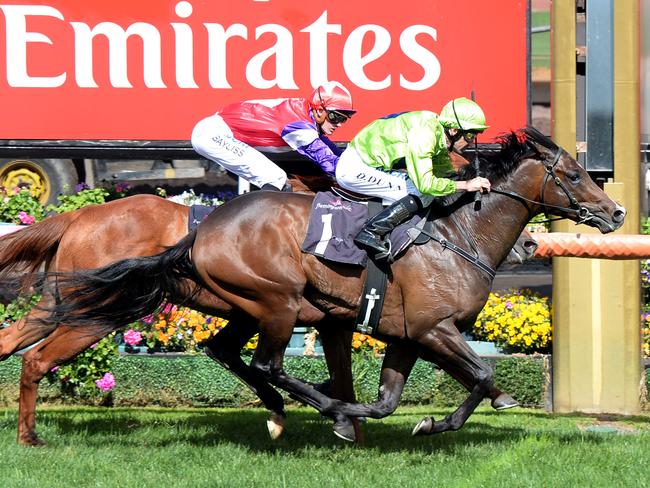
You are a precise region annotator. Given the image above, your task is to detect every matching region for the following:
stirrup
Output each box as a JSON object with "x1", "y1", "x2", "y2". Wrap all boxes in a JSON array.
[{"x1": 372, "y1": 240, "x2": 392, "y2": 261}]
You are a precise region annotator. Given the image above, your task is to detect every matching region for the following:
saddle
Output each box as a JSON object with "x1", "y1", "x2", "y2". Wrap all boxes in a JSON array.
[{"x1": 301, "y1": 191, "x2": 432, "y2": 335}]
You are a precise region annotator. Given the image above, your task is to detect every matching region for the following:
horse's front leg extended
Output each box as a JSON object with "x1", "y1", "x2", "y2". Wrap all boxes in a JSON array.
[{"x1": 412, "y1": 319, "x2": 495, "y2": 435}]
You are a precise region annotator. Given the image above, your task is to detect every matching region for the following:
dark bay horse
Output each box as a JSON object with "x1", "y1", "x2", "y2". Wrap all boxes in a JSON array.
[
  {"x1": 0, "y1": 189, "x2": 534, "y2": 446},
  {"x1": 25, "y1": 127, "x2": 625, "y2": 440}
]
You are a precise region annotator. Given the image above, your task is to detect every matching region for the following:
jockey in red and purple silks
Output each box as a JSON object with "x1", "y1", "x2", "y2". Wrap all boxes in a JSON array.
[{"x1": 191, "y1": 81, "x2": 356, "y2": 191}]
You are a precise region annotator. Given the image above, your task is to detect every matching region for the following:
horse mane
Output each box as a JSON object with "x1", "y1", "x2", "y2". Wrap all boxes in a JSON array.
[{"x1": 452, "y1": 126, "x2": 557, "y2": 185}]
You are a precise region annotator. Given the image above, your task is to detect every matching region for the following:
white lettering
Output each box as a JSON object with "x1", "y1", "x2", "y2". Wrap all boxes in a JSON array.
[
  {"x1": 300, "y1": 11, "x2": 341, "y2": 88},
  {"x1": 343, "y1": 25, "x2": 391, "y2": 90},
  {"x1": 399, "y1": 25, "x2": 440, "y2": 90},
  {"x1": 0, "y1": 5, "x2": 66, "y2": 87},
  {"x1": 205, "y1": 23, "x2": 247, "y2": 89},
  {"x1": 71, "y1": 21, "x2": 166, "y2": 88},
  {"x1": 172, "y1": 1, "x2": 198, "y2": 88},
  {"x1": 246, "y1": 24, "x2": 297, "y2": 89},
  {"x1": 0, "y1": 2, "x2": 441, "y2": 93}
]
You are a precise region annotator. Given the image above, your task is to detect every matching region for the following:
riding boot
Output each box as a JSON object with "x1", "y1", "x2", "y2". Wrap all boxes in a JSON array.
[{"x1": 354, "y1": 195, "x2": 421, "y2": 260}]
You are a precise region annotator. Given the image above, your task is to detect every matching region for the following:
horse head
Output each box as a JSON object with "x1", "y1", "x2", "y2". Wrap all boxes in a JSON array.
[
  {"x1": 505, "y1": 229, "x2": 538, "y2": 264},
  {"x1": 486, "y1": 127, "x2": 626, "y2": 233}
]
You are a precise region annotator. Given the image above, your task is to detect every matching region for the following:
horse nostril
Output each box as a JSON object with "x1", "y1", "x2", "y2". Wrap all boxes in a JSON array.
[
  {"x1": 612, "y1": 206, "x2": 626, "y2": 223},
  {"x1": 524, "y1": 240, "x2": 538, "y2": 254}
]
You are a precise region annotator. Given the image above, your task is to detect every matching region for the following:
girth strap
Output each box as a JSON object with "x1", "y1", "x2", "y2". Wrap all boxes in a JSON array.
[
  {"x1": 413, "y1": 226, "x2": 496, "y2": 279},
  {"x1": 354, "y1": 201, "x2": 390, "y2": 335}
]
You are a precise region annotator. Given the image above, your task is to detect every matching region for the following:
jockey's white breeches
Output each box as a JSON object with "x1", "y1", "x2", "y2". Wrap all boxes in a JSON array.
[
  {"x1": 191, "y1": 114, "x2": 287, "y2": 190},
  {"x1": 335, "y1": 146, "x2": 422, "y2": 203}
]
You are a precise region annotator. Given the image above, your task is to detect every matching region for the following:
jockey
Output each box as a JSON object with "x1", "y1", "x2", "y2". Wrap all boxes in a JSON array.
[
  {"x1": 191, "y1": 81, "x2": 355, "y2": 191},
  {"x1": 335, "y1": 97, "x2": 491, "y2": 260}
]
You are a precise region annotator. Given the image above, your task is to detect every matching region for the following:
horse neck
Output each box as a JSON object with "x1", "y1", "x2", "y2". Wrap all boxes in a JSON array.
[{"x1": 445, "y1": 186, "x2": 534, "y2": 269}]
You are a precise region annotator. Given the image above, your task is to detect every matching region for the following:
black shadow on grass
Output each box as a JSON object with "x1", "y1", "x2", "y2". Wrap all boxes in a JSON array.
[{"x1": 1, "y1": 407, "x2": 620, "y2": 454}]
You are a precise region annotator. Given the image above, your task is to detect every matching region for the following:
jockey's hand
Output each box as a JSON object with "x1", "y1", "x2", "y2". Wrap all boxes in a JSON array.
[{"x1": 457, "y1": 177, "x2": 491, "y2": 193}]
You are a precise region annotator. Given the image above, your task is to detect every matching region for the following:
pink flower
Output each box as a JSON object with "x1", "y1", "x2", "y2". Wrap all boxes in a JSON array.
[
  {"x1": 18, "y1": 211, "x2": 35, "y2": 225},
  {"x1": 123, "y1": 328, "x2": 142, "y2": 346},
  {"x1": 50, "y1": 366, "x2": 59, "y2": 373},
  {"x1": 95, "y1": 372, "x2": 116, "y2": 392}
]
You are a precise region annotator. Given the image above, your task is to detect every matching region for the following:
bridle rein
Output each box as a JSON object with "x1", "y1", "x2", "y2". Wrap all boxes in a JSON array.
[{"x1": 490, "y1": 143, "x2": 596, "y2": 225}]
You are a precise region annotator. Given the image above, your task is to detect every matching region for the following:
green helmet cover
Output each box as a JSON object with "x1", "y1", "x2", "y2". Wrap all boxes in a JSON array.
[{"x1": 438, "y1": 97, "x2": 489, "y2": 131}]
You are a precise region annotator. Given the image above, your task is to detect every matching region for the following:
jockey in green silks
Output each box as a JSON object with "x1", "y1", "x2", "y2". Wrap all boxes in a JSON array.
[{"x1": 335, "y1": 97, "x2": 492, "y2": 260}]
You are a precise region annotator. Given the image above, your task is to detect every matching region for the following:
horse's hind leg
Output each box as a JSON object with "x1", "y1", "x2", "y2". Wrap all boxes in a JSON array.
[
  {"x1": 411, "y1": 319, "x2": 496, "y2": 435},
  {"x1": 201, "y1": 317, "x2": 288, "y2": 439},
  {"x1": 17, "y1": 324, "x2": 109, "y2": 446},
  {"x1": 0, "y1": 303, "x2": 58, "y2": 361}
]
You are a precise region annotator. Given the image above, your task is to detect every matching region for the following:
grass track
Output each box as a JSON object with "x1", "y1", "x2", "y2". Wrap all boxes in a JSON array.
[{"x1": 1, "y1": 406, "x2": 648, "y2": 488}]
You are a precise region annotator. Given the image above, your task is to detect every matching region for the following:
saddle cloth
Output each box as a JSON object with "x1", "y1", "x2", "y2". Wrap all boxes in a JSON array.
[
  {"x1": 188, "y1": 205, "x2": 216, "y2": 232},
  {"x1": 301, "y1": 191, "x2": 422, "y2": 266}
]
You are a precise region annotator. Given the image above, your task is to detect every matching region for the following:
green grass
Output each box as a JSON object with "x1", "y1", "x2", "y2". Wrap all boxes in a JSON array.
[{"x1": 1, "y1": 406, "x2": 648, "y2": 487}]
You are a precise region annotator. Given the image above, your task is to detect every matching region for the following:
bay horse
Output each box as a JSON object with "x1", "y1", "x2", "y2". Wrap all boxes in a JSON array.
[
  {"x1": 0, "y1": 189, "x2": 534, "y2": 446},
  {"x1": 23, "y1": 127, "x2": 625, "y2": 441}
]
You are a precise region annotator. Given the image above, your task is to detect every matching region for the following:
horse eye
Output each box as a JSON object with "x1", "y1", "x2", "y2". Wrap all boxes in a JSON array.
[{"x1": 567, "y1": 172, "x2": 581, "y2": 184}]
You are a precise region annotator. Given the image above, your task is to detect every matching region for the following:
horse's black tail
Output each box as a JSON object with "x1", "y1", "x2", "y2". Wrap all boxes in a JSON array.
[{"x1": 38, "y1": 230, "x2": 199, "y2": 335}]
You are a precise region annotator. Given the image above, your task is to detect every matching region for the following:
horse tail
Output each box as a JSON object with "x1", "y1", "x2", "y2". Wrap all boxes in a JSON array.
[
  {"x1": 39, "y1": 230, "x2": 199, "y2": 336},
  {"x1": 0, "y1": 211, "x2": 78, "y2": 275},
  {"x1": 0, "y1": 211, "x2": 80, "y2": 300}
]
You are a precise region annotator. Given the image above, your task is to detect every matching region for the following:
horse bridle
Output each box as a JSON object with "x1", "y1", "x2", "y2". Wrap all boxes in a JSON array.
[{"x1": 490, "y1": 144, "x2": 596, "y2": 225}]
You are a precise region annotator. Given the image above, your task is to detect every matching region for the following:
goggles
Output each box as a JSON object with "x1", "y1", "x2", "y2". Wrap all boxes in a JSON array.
[
  {"x1": 462, "y1": 130, "x2": 479, "y2": 143},
  {"x1": 325, "y1": 109, "x2": 352, "y2": 125},
  {"x1": 317, "y1": 88, "x2": 353, "y2": 124}
]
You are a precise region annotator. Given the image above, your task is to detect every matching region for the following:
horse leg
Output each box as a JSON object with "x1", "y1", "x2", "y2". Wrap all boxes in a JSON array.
[
  {"x1": 201, "y1": 317, "x2": 288, "y2": 440},
  {"x1": 17, "y1": 324, "x2": 108, "y2": 446},
  {"x1": 314, "y1": 326, "x2": 364, "y2": 443},
  {"x1": 0, "y1": 300, "x2": 58, "y2": 361},
  {"x1": 249, "y1": 317, "x2": 362, "y2": 441},
  {"x1": 411, "y1": 319, "x2": 496, "y2": 435}
]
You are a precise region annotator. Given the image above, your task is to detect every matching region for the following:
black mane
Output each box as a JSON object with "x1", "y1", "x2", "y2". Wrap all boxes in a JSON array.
[{"x1": 454, "y1": 126, "x2": 558, "y2": 184}]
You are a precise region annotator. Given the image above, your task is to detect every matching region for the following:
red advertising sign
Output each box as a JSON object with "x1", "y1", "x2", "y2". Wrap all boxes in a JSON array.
[{"x1": 0, "y1": 0, "x2": 528, "y2": 141}]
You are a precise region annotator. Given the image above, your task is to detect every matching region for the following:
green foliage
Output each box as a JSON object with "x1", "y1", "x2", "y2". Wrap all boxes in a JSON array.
[
  {"x1": 0, "y1": 189, "x2": 45, "y2": 223},
  {"x1": 46, "y1": 334, "x2": 118, "y2": 401},
  {"x1": 46, "y1": 187, "x2": 110, "y2": 213},
  {"x1": 526, "y1": 213, "x2": 550, "y2": 232},
  {"x1": 0, "y1": 354, "x2": 555, "y2": 409},
  {"x1": 0, "y1": 294, "x2": 40, "y2": 324}
]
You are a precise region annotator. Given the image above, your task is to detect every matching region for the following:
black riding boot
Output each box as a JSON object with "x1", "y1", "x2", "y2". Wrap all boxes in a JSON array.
[{"x1": 354, "y1": 195, "x2": 421, "y2": 260}]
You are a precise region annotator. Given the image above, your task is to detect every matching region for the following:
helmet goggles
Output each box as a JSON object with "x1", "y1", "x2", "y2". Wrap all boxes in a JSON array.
[{"x1": 318, "y1": 89, "x2": 354, "y2": 124}]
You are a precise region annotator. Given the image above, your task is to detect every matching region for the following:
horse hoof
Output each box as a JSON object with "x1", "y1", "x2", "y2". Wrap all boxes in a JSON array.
[
  {"x1": 491, "y1": 393, "x2": 519, "y2": 411},
  {"x1": 17, "y1": 433, "x2": 46, "y2": 447},
  {"x1": 333, "y1": 418, "x2": 356, "y2": 443},
  {"x1": 411, "y1": 416, "x2": 433, "y2": 436},
  {"x1": 266, "y1": 412, "x2": 286, "y2": 440}
]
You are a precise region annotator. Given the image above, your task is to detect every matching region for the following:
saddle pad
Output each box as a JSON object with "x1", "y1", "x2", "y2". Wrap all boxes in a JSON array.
[
  {"x1": 301, "y1": 192, "x2": 422, "y2": 266},
  {"x1": 188, "y1": 205, "x2": 216, "y2": 232}
]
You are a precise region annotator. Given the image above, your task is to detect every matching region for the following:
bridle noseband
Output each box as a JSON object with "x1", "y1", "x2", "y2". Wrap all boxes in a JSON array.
[{"x1": 491, "y1": 144, "x2": 596, "y2": 225}]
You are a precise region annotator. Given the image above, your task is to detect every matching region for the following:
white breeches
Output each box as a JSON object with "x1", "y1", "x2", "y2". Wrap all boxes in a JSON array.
[
  {"x1": 191, "y1": 114, "x2": 287, "y2": 190},
  {"x1": 335, "y1": 146, "x2": 422, "y2": 203}
]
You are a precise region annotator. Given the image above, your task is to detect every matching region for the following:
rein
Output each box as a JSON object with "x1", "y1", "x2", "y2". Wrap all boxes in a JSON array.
[
  {"x1": 489, "y1": 146, "x2": 595, "y2": 225},
  {"x1": 410, "y1": 144, "x2": 586, "y2": 279}
]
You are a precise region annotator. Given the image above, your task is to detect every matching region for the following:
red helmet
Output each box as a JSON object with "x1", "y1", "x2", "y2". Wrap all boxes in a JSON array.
[{"x1": 309, "y1": 81, "x2": 355, "y2": 113}]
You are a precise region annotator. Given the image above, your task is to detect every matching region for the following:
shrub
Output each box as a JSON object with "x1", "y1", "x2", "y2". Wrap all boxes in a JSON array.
[
  {"x1": 351, "y1": 332, "x2": 386, "y2": 356},
  {"x1": 473, "y1": 288, "x2": 552, "y2": 354},
  {"x1": 0, "y1": 189, "x2": 45, "y2": 224},
  {"x1": 46, "y1": 334, "x2": 118, "y2": 403},
  {"x1": 128, "y1": 304, "x2": 228, "y2": 353}
]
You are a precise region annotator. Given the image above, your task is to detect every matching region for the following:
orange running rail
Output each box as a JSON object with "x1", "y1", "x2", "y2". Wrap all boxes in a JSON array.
[{"x1": 531, "y1": 233, "x2": 650, "y2": 259}]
